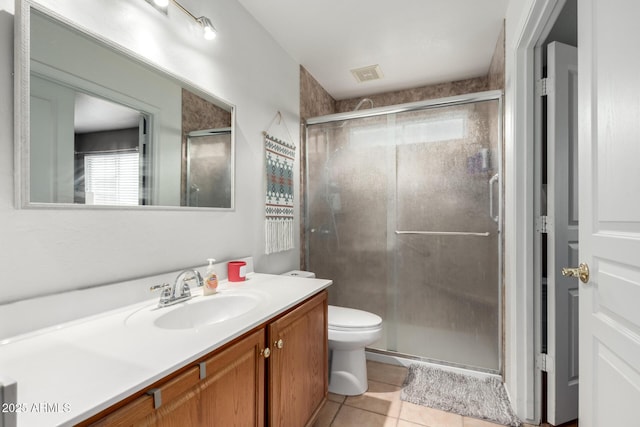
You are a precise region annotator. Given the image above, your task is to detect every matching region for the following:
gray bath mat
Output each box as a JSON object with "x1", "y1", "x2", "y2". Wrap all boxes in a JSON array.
[{"x1": 400, "y1": 364, "x2": 521, "y2": 426}]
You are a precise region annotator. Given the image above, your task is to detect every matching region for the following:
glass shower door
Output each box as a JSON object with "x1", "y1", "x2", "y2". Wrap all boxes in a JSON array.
[
  {"x1": 390, "y1": 100, "x2": 500, "y2": 371},
  {"x1": 305, "y1": 95, "x2": 502, "y2": 373}
]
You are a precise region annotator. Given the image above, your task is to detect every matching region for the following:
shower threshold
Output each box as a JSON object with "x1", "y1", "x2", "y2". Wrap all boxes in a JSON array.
[{"x1": 365, "y1": 348, "x2": 501, "y2": 379}]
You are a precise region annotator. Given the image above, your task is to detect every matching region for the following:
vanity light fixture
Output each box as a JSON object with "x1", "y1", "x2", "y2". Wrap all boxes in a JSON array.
[
  {"x1": 144, "y1": 0, "x2": 168, "y2": 13},
  {"x1": 144, "y1": 0, "x2": 217, "y2": 40},
  {"x1": 196, "y1": 17, "x2": 217, "y2": 40},
  {"x1": 153, "y1": 0, "x2": 169, "y2": 8}
]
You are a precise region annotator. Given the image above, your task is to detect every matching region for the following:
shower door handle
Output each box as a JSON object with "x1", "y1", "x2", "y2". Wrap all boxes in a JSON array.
[
  {"x1": 395, "y1": 230, "x2": 490, "y2": 237},
  {"x1": 489, "y1": 173, "x2": 499, "y2": 223}
]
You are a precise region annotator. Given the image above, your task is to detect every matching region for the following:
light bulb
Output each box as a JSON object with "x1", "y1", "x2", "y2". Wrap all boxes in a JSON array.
[
  {"x1": 153, "y1": 0, "x2": 169, "y2": 7},
  {"x1": 197, "y1": 17, "x2": 217, "y2": 40},
  {"x1": 203, "y1": 26, "x2": 217, "y2": 40}
]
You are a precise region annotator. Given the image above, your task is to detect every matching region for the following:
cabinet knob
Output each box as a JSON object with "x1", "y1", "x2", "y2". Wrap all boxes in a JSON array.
[
  {"x1": 274, "y1": 339, "x2": 284, "y2": 349},
  {"x1": 260, "y1": 347, "x2": 271, "y2": 358}
]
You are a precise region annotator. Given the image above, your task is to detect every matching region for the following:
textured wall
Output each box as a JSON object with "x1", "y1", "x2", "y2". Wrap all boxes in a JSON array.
[
  {"x1": 182, "y1": 88, "x2": 232, "y2": 133},
  {"x1": 336, "y1": 76, "x2": 490, "y2": 112},
  {"x1": 300, "y1": 66, "x2": 337, "y2": 120},
  {"x1": 488, "y1": 21, "x2": 506, "y2": 91}
]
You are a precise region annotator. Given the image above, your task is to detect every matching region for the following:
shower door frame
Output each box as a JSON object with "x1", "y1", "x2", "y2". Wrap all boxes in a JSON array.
[{"x1": 304, "y1": 90, "x2": 504, "y2": 374}]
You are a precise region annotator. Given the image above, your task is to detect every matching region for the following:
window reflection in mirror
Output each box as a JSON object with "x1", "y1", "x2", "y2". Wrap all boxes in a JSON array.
[{"x1": 24, "y1": 7, "x2": 234, "y2": 209}]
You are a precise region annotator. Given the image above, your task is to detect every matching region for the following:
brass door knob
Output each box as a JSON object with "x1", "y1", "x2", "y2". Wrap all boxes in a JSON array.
[
  {"x1": 260, "y1": 347, "x2": 271, "y2": 358},
  {"x1": 561, "y1": 263, "x2": 590, "y2": 284},
  {"x1": 274, "y1": 339, "x2": 284, "y2": 349}
]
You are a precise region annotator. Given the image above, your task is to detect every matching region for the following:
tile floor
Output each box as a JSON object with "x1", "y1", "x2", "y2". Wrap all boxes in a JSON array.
[{"x1": 313, "y1": 361, "x2": 579, "y2": 427}]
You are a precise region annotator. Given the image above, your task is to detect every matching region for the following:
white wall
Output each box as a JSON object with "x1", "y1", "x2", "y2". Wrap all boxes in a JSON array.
[{"x1": 0, "y1": 0, "x2": 301, "y2": 305}]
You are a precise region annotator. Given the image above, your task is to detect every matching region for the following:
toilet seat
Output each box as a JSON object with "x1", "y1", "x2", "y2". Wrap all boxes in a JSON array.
[{"x1": 328, "y1": 305, "x2": 382, "y2": 332}]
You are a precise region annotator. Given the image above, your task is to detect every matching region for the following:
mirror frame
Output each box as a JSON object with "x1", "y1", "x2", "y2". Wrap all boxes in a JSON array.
[{"x1": 14, "y1": 0, "x2": 236, "y2": 210}]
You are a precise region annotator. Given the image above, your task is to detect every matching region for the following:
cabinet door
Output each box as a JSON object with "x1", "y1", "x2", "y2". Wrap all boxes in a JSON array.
[
  {"x1": 89, "y1": 328, "x2": 266, "y2": 427},
  {"x1": 268, "y1": 291, "x2": 328, "y2": 427},
  {"x1": 90, "y1": 365, "x2": 201, "y2": 426},
  {"x1": 200, "y1": 328, "x2": 266, "y2": 426}
]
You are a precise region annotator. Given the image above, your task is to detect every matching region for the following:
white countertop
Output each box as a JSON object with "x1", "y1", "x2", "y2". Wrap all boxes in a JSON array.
[{"x1": 0, "y1": 273, "x2": 331, "y2": 426}]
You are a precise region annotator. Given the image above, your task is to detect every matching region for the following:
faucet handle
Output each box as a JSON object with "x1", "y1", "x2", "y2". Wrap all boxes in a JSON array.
[
  {"x1": 150, "y1": 283, "x2": 171, "y2": 292},
  {"x1": 178, "y1": 271, "x2": 202, "y2": 297},
  {"x1": 150, "y1": 283, "x2": 173, "y2": 305},
  {"x1": 180, "y1": 282, "x2": 192, "y2": 298},
  {"x1": 184, "y1": 271, "x2": 204, "y2": 287}
]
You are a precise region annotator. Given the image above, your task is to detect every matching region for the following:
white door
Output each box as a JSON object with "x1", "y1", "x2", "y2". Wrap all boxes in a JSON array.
[
  {"x1": 30, "y1": 75, "x2": 76, "y2": 203},
  {"x1": 578, "y1": 1, "x2": 640, "y2": 426},
  {"x1": 546, "y1": 41, "x2": 579, "y2": 426}
]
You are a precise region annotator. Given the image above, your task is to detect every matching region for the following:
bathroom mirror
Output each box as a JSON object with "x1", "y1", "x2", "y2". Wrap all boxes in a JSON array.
[{"x1": 15, "y1": 3, "x2": 235, "y2": 209}]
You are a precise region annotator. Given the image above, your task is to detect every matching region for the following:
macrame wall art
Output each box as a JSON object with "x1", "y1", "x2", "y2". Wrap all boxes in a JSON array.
[{"x1": 263, "y1": 111, "x2": 296, "y2": 254}]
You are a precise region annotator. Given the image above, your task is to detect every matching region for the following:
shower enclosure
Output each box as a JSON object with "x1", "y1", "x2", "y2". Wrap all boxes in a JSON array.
[{"x1": 304, "y1": 91, "x2": 502, "y2": 373}]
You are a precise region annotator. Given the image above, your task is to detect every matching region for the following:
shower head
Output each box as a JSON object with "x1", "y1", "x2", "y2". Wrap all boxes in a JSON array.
[{"x1": 353, "y1": 98, "x2": 374, "y2": 111}]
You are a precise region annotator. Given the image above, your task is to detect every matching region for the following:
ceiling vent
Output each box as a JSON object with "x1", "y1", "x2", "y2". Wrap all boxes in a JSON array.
[{"x1": 350, "y1": 64, "x2": 384, "y2": 83}]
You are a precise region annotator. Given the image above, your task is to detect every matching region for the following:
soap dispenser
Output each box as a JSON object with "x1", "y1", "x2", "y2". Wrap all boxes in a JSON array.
[{"x1": 203, "y1": 258, "x2": 218, "y2": 295}]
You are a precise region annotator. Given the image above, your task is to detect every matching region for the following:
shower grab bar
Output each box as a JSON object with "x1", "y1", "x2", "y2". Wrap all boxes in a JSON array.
[
  {"x1": 489, "y1": 173, "x2": 499, "y2": 223},
  {"x1": 395, "y1": 231, "x2": 490, "y2": 237}
]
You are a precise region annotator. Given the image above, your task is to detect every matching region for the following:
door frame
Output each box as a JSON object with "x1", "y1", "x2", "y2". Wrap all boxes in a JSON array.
[{"x1": 504, "y1": 0, "x2": 568, "y2": 424}]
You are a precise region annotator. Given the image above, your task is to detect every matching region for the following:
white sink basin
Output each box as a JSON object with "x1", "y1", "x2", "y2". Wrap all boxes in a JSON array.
[
  {"x1": 155, "y1": 294, "x2": 261, "y2": 330},
  {"x1": 126, "y1": 292, "x2": 264, "y2": 331}
]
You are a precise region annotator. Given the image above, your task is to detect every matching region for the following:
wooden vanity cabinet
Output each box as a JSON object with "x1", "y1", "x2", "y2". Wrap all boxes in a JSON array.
[
  {"x1": 268, "y1": 290, "x2": 328, "y2": 427},
  {"x1": 83, "y1": 290, "x2": 328, "y2": 427},
  {"x1": 88, "y1": 328, "x2": 266, "y2": 427}
]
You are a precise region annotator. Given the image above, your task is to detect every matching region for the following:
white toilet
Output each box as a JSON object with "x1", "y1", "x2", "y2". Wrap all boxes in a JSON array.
[{"x1": 282, "y1": 270, "x2": 383, "y2": 396}]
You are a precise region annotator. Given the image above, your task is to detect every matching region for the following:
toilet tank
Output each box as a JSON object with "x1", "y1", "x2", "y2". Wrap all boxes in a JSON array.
[{"x1": 281, "y1": 270, "x2": 316, "y2": 279}]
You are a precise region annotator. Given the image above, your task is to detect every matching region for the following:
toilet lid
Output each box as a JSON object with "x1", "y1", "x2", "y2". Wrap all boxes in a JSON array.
[{"x1": 328, "y1": 305, "x2": 382, "y2": 331}]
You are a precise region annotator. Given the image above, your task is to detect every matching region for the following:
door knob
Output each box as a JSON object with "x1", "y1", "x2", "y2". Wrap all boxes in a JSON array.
[
  {"x1": 561, "y1": 263, "x2": 590, "y2": 284},
  {"x1": 274, "y1": 339, "x2": 284, "y2": 349},
  {"x1": 260, "y1": 347, "x2": 271, "y2": 358}
]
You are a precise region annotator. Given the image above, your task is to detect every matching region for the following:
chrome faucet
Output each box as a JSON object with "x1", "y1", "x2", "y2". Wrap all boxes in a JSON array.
[{"x1": 150, "y1": 269, "x2": 203, "y2": 308}]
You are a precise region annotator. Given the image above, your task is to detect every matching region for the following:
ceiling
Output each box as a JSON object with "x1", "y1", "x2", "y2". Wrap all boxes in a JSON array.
[
  {"x1": 75, "y1": 92, "x2": 140, "y2": 134},
  {"x1": 236, "y1": 0, "x2": 509, "y2": 100}
]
